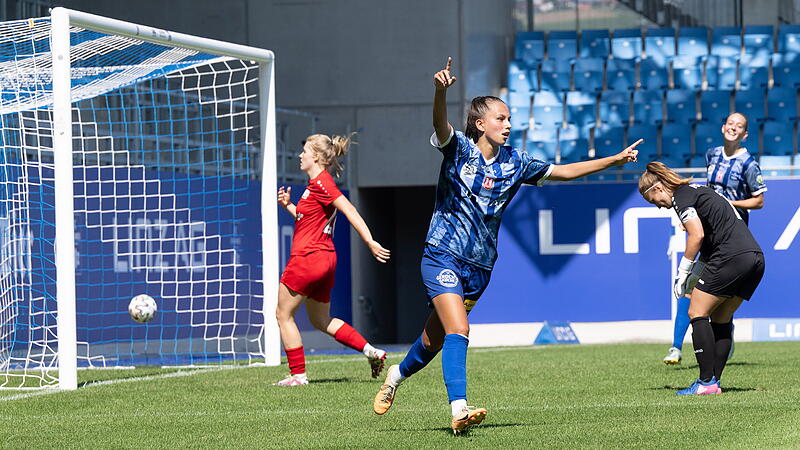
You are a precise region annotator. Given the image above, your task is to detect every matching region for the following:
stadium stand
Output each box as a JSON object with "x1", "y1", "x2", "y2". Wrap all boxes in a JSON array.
[
  {"x1": 644, "y1": 27, "x2": 676, "y2": 67},
  {"x1": 606, "y1": 58, "x2": 637, "y2": 91},
  {"x1": 767, "y1": 87, "x2": 798, "y2": 122},
  {"x1": 665, "y1": 89, "x2": 698, "y2": 124},
  {"x1": 612, "y1": 28, "x2": 643, "y2": 60},
  {"x1": 632, "y1": 89, "x2": 664, "y2": 125},
  {"x1": 547, "y1": 30, "x2": 578, "y2": 60},
  {"x1": 639, "y1": 58, "x2": 669, "y2": 90},
  {"x1": 762, "y1": 120, "x2": 795, "y2": 155},
  {"x1": 573, "y1": 57, "x2": 605, "y2": 92},
  {"x1": 599, "y1": 90, "x2": 630, "y2": 127},
  {"x1": 541, "y1": 58, "x2": 572, "y2": 92},
  {"x1": 580, "y1": 29, "x2": 610, "y2": 59},
  {"x1": 734, "y1": 88, "x2": 767, "y2": 123},
  {"x1": 699, "y1": 89, "x2": 732, "y2": 124}
]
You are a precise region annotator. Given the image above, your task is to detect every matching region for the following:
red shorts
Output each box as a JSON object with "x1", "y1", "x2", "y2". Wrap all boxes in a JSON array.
[{"x1": 280, "y1": 250, "x2": 337, "y2": 303}]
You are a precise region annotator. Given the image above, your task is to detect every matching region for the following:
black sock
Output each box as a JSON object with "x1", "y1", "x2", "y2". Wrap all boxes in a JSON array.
[
  {"x1": 690, "y1": 317, "x2": 716, "y2": 382},
  {"x1": 711, "y1": 321, "x2": 733, "y2": 381}
]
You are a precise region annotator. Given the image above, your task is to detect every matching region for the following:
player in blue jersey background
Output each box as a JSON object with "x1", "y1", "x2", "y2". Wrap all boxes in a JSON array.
[
  {"x1": 662, "y1": 112, "x2": 766, "y2": 365},
  {"x1": 372, "y1": 57, "x2": 642, "y2": 434}
]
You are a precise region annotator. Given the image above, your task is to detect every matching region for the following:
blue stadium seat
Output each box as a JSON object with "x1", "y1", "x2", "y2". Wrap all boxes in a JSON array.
[
  {"x1": 580, "y1": 29, "x2": 610, "y2": 58},
  {"x1": 632, "y1": 89, "x2": 664, "y2": 125},
  {"x1": 677, "y1": 27, "x2": 709, "y2": 58},
  {"x1": 547, "y1": 30, "x2": 578, "y2": 61},
  {"x1": 526, "y1": 126, "x2": 559, "y2": 161},
  {"x1": 658, "y1": 154, "x2": 689, "y2": 169},
  {"x1": 612, "y1": 29, "x2": 643, "y2": 60},
  {"x1": 743, "y1": 25, "x2": 774, "y2": 58},
  {"x1": 734, "y1": 89, "x2": 767, "y2": 123},
  {"x1": 572, "y1": 58, "x2": 605, "y2": 92},
  {"x1": 644, "y1": 28, "x2": 676, "y2": 67},
  {"x1": 508, "y1": 60, "x2": 536, "y2": 92},
  {"x1": 509, "y1": 105, "x2": 531, "y2": 130},
  {"x1": 759, "y1": 155, "x2": 794, "y2": 176},
  {"x1": 605, "y1": 58, "x2": 636, "y2": 91},
  {"x1": 558, "y1": 124, "x2": 589, "y2": 162},
  {"x1": 516, "y1": 31, "x2": 545, "y2": 66},
  {"x1": 592, "y1": 125, "x2": 625, "y2": 157},
  {"x1": 540, "y1": 58, "x2": 572, "y2": 92},
  {"x1": 711, "y1": 26, "x2": 742, "y2": 57},
  {"x1": 626, "y1": 124, "x2": 658, "y2": 158},
  {"x1": 661, "y1": 123, "x2": 691, "y2": 158},
  {"x1": 639, "y1": 58, "x2": 669, "y2": 90},
  {"x1": 508, "y1": 129, "x2": 525, "y2": 151},
  {"x1": 778, "y1": 24, "x2": 800, "y2": 54},
  {"x1": 767, "y1": 87, "x2": 798, "y2": 122},
  {"x1": 672, "y1": 55, "x2": 704, "y2": 90},
  {"x1": 688, "y1": 154, "x2": 708, "y2": 169},
  {"x1": 738, "y1": 53, "x2": 769, "y2": 90},
  {"x1": 665, "y1": 89, "x2": 698, "y2": 124},
  {"x1": 695, "y1": 122, "x2": 721, "y2": 156},
  {"x1": 771, "y1": 53, "x2": 800, "y2": 88},
  {"x1": 598, "y1": 90, "x2": 630, "y2": 127},
  {"x1": 699, "y1": 89, "x2": 731, "y2": 124},
  {"x1": 508, "y1": 90, "x2": 532, "y2": 107},
  {"x1": 565, "y1": 91, "x2": 597, "y2": 128},
  {"x1": 533, "y1": 90, "x2": 564, "y2": 128},
  {"x1": 705, "y1": 55, "x2": 738, "y2": 90},
  {"x1": 762, "y1": 121, "x2": 794, "y2": 155}
]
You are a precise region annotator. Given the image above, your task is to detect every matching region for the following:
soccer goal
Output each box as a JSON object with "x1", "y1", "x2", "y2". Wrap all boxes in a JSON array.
[{"x1": 0, "y1": 8, "x2": 280, "y2": 390}]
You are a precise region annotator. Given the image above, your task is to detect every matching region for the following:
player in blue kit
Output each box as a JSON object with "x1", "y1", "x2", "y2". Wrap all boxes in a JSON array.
[
  {"x1": 372, "y1": 57, "x2": 642, "y2": 434},
  {"x1": 662, "y1": 112, "x2": 766, "y2": 365}
]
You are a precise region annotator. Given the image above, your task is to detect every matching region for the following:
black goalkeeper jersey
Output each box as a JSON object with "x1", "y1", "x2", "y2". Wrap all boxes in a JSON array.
[{"x1": 671, "y1": 184, "x2": 762, "y2": 263}]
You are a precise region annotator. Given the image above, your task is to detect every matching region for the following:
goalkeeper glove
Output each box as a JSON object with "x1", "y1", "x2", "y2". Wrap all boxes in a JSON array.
[{"x1": 673, "y1": 256, "x2": 694, "y2": 299}]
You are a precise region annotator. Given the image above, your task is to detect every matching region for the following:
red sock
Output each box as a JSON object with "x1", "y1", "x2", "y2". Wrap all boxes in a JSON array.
[
  {"x1": 284, "y1": 346, "x2": 305, "y2": 375},
  {"x1": 333, "y1": 323, "x2": 368, "y2": 352}
]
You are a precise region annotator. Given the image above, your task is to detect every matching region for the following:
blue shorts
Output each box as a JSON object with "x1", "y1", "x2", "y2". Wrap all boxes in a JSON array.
[{"x1": 420, "y1": 244, "x2": 492, "y2": 312}]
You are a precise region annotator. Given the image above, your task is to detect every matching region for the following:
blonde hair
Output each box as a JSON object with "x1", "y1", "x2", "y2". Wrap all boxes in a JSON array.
[
  {"x1": 638, "y1": 161, "x2": 691, "y2": 195},
  {"x1": 305, "y1": 132, "x2": 355, "y2": 177}
]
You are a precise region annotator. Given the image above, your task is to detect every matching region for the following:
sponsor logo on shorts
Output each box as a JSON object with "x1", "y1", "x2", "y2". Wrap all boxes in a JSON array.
[{"x1": 436, "y1": 269, "x2": 459, "y2": 288}]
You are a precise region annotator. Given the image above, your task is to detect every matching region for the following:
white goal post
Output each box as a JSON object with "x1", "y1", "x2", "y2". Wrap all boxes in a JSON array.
[{"x1": 0, "y1": 8, "x2": 280, "y2": 391}]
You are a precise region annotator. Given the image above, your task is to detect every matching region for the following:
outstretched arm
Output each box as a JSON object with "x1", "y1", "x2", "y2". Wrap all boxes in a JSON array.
[
  {"x1": 332, "y1": 196, "x2": 391, "y2": 263},
  {"x1": 546, "y1": 139, "x2": 643, "y2": 181},
  {"x1": 277, "y1": 186, "x2": 297, "y2": 219},
  {"x1": 433, "y1": 57, "x2": 457, "y2": 145}
]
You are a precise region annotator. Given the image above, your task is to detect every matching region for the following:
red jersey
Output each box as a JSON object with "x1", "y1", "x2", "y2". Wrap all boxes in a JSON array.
[{"x1": 290, "y1": 170, "x2": 343, "y2": 256}]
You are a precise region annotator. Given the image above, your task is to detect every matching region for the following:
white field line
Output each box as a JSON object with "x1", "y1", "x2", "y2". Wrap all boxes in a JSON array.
[{"x1": 0, "y1": 346, "x2": 554, "y2": 402}]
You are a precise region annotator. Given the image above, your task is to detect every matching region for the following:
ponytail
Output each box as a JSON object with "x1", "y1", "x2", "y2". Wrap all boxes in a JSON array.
[
  {"x1": 638, "y1": 161, "x2": 691, "y2": 195},
  {"x1": 305, "y1": 132, "x2": 355, "y2": 177}
]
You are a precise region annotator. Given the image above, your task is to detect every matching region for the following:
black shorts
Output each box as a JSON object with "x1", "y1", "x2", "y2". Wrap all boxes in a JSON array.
[{"x1": 695, "y1": 251, "x2": 765, "y2": 300}]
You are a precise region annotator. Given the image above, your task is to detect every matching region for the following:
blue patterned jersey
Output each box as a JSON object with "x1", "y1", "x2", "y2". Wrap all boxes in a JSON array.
[
  {"x1": 705, "y1": 146, "x2": 767, "y2": 223},
  {"x1": 426, "y1": 129, "x2": 552, "y2": 269}
]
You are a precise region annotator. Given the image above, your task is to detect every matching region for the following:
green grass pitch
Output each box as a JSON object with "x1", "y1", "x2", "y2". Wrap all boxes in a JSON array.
[{"x1": 2, "y1": 342, "x2": 800, "y2": 448}]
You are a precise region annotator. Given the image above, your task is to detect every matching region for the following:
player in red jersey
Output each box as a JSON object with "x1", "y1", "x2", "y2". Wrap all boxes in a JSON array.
[{"x1": 274, "y1": 133, "x2": 391, "y2": 386}]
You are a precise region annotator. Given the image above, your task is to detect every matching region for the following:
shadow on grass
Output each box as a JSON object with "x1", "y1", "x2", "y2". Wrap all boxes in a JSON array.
[
  {"x1": 310, "y1": 377, "x2": 374, "y2": 384},
  {"x1": 665, "y1": 361, "x2": 760, "y2": 371},
  {"x1": 396, "y1": 422, "x2": 523, "y2": 434},
  {"x1": 651, "y1": 385, "x2": 757, "y2": 393}
]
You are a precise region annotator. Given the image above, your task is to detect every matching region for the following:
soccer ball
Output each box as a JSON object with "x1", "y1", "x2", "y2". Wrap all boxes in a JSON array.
[{"x1": 128, "y1": 294, "x2": 157, "y2": 323}]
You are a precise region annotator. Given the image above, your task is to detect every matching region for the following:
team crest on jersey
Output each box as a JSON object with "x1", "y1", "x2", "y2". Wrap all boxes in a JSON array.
[
  {"x1": 301, "y1": 189, "x2": 310, "y2": 199},
  {"x1": 436, "y1": 269, "x2": 459, "y2": 288},
  {"x1": 482, "y1": 176, "x2": 495, "y2": 190}
]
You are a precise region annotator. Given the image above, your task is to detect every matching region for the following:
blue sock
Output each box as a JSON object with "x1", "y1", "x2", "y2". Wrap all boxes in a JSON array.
[
  {"x1": 399, "y1": 336, "x2": 439, "y2": 378},
  {"x1": 442, "y1": 334, "x2": 469, "y2": 403},
  {"x1": 672, "y1": 296, "x2": 691, "y2": 350}
]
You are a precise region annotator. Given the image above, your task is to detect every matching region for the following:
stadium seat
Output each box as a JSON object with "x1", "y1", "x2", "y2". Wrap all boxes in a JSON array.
[
  {"x1": 508, "y1": 129, "x2": 525, "y2": 151},
  {"x1": 738, "y1": 53, "x2": 769, "y2": 90},
  {"x1": 661, "y1": 123, "x2": 691, "y2": 158},
  {"x1": 699, "y1": 89, "x2": 731, "y2": 124},
  {"x1": 759, "y1": 154, "x2": 794, "y2": 176},
  {"x1": 612, "y1": 29, "x2": 643, "y2": 60},
  {"x1": 767, "y1": 87, "x2": 798, "y2": 122},
  {"x1": 734, "y1": 89, "x2": 767, "y2": 123},
  {"x1": 626, "y1": 124, "x2": 658, "y2": 158},
  {"x1": 558, "y1": 124, "x2": 589, "y2": 162},
  {"x1": 777, "y1": 24, "x2": 800, "y2": 54},
  {"x1": 515, "y1": 31, "x2": 545, "y2": 66},
  {"x1": 639, "y1": 58, "x2": 669, "y2": 90},
  {"x1": 572, "y1": 58, "x2": 605, "y2": 92},
  {"x1": 592, "y1": 125, "x2": 625, "y2": 157},
  {"x1": 580, "y1": 29, "x2": 610, "y2": 59},
  {"x1": 508, "y1": 90, "x2": 532, "y2": 107},
  {"x1": 598, "y1": 90, "x2": 630, "y2": 127},
  {"x1": 672, "y1": 55, "x2": 704, "y2": 90},
  {"x1": 688, "y1": 153, "x2": 708, "y2": 169},
  {"x1": 644, "y1": 28, "x2": 676, "y2": 67},
  {"x1": 658, "y1": 154, "x2": 689, "y2": 169},
  {"x1": 677, "y1": 27, "x2": 709, "y2": 58},
  {"x1": 605, "y1": 58, "x2": 636, "y2": 91},
  {"x1": 508, "y1": 60, "x2": 536, "y2": 93},
  {"x1": 770, "y1": 53, "x2": 800, "y2": 88},
  {"x1": 695, "y1": 122, "x2": 721, "y2": 156},
  {"x1": 565, "y1": 91, "x2": 597, "y2": 128},
  {"x1": 632, "y1": 89, "x2": 664, "y2": 125},
  {"x1": 762, "y1": 120, "x2": 794, "y2": 155},
  {"x1": 509, "y1": 105, "x2": 531, "y2": 130},
  {"x1": 547, "y1": 30, "x2": 578, "y2": 61},
  {"x1": 743, "y1": 25, "x2": 774, "y2": 58},
  {"x1": 541, "y1": 58, "x2": 572, "y2": 92},
  {"x1": 665, "y1": 89, "x2": 698, "y2": 124},
  {"x1": 526, "y1": 126, "x2": 559, "y2": 161},
  {"x1": 711, "y1": 26, "x2": 743, "y2": 57},
  {"x1": 705, "y1": 55, "x2": 738, "y2": 90},
  {"x1": 533, "y1": 90, "x2": 564, "y2": 128}
]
